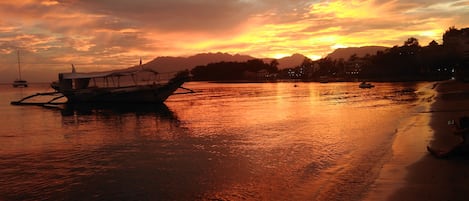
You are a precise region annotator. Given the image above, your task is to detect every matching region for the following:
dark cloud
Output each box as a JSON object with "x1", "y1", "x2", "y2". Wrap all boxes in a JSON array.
[
  {"x1": 60, "y1": 0, "x2": 255, "y2": 33},
  {"x1": 59, "y1": 0, "x2": 317, "y2": 33}
]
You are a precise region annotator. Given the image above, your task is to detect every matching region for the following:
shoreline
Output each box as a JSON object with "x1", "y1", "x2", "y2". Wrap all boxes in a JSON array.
[{"x1": 363, "y1": 80, "x2": 469, "y2": 200}]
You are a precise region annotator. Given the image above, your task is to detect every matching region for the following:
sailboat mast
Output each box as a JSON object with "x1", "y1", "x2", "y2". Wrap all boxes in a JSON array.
[{"x1": 17, "y1": 50, "x2": 22, "y2": 80}]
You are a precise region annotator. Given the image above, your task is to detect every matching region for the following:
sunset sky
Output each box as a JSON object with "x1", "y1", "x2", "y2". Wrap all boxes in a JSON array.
[{"x1": 1, "y1": 0, "x2": 469, "y2": 82}]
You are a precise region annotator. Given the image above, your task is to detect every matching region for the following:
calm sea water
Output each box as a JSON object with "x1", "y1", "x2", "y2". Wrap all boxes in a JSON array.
[{"x1": 0, "y1": 82, "x2": 432, "y2": 201}]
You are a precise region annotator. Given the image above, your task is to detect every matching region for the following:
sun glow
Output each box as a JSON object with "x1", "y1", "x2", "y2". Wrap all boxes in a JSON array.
[
  {"x1": 331, "y1": 44, "x2": 348, "y2": 49},
  {"x1": 272, "y1": 53, "x2": 290, "y2": 59},
  {"x1": 419, "y1": 30, "x2": 439, "y2": 38},
  {"x1": 308, "y1": 55, "x2": 322, "y2": 60}
]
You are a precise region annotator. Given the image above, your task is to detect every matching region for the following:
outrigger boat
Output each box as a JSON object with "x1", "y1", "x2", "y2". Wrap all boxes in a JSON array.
[{"x1": 11, "y1": 65, "x2": 192, "y2": 106}]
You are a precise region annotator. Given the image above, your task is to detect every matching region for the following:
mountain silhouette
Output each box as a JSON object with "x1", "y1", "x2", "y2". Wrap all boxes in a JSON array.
[
  {"x1": 135, "y1": 52, "x2": 254, "y2": 73},
  {"x1": 134, "y1": 48, "x2": 389, "y2": 73},
  {"x1": 132, "y1": 52, "x2": 308, "y2": 72},
  {"x1": 263, "y1": 53, "x2": 309, "y2": 69},
  {"x1": 326, "y1": 46, "x2": 388, "y2": 60}
]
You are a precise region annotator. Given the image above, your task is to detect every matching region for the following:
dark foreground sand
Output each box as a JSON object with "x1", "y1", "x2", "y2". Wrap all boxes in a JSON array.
[{"x1": 364, "y1": 80, "x2": 469, "y2": 201}]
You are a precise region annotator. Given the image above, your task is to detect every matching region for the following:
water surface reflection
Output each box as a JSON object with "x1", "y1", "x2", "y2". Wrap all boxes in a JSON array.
[
  {"x1": 1, "y1": 102, "x2": 222, "y2": 200},
  {"x1": 0, "y1": 82, "x2": 431, "y2": 200}
]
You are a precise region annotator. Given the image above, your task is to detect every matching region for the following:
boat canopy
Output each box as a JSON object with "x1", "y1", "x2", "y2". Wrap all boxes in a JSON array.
[{"x1": 59, "y1": 68, "x2": 158, "y2": 80}]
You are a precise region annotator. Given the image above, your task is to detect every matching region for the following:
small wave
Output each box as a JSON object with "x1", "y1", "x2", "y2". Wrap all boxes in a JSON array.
[{"x1": 0, "y1": 135, "x2": 17, "y2": 138}]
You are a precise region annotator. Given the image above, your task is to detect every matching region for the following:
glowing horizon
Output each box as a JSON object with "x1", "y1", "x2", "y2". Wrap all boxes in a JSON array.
[{"x1": 0, "y1": 0, "x2": 468, "y2": 82}]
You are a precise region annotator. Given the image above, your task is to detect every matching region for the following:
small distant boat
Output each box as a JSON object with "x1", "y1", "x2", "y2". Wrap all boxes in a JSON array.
[
  {"x1": 319, "y1": 76, "x2": 329, "y2": 83},
  {"x1": 359, "y1": 82, "x2": 374, "y2": 89},
  {"x1": 12, "y1": 50, "x2": 28, "y2": 88},
  {"x1": 13, "y1": 80, "x2": 28, "y2": 88}
]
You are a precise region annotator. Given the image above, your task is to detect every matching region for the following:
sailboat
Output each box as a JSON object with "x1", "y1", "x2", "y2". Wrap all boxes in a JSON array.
[{"x1": 12, "y1": 50, "x2": 28, "y2": 87}]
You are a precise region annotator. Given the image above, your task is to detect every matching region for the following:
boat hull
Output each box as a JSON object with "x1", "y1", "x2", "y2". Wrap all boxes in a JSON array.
[
  {"x1": 12, "y1": 80, "x2": 28, "y2": 88},
  {"x1": 62, "y1": 82, "x2": 183, "y2": 104},
  {"x1": 359, "y1": 83, "x2": 374, "y2": 89},
  {"x1": 52, "y1": 69, "x2": 190, "y2": 104}
]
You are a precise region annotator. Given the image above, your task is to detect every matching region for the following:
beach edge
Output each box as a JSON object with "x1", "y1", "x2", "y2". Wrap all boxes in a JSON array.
[{"x1": 363, "y1": 80, "x2": 469, "y2": 201}]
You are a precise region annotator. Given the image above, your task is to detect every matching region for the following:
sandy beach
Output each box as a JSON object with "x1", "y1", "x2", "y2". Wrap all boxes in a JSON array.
[{"x1": 364, "y1": 80, "x2": 469, "y2": 201}]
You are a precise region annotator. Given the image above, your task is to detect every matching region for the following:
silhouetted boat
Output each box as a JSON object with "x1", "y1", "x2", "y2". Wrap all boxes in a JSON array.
[
  {"x1": 12, "y1": 63, "x2": 192, "y2": 106},
  {"x1": 12, "y1": 80, "x2": 28, "y2": 88},
  {"x1": 12, "y1": 50, "x2": 28, "y2": 88},
  {"x1": 50, "y1": 66, "x2": 190, "y2": 104},
  {"x1": 319, "y1": 76, "x2": 329, "y2": 83},
  {"x1": 359, "y1": 82, "x2": 374, "y2": 89}
]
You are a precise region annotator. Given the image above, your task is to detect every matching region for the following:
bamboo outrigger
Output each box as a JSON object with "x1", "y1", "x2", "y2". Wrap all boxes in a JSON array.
[{"x1": 10, "y1": 92, "x2": 65, "y2": 106}]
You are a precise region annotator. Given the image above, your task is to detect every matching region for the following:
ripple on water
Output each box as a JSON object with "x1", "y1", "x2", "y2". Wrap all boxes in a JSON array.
[{"x1": 0, "y1": 82, "x2": 431, "y2": 200}]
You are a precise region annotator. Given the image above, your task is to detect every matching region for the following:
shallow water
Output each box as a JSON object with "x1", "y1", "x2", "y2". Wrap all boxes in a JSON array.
[{"x1": 0, "y1": 82, "x2": 431, "y2": 200}]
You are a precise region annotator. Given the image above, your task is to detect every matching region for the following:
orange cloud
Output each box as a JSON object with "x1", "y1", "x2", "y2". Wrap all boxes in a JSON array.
[
  {"x1": 310, "y1": 0, "x2": 376, "y2": 19},
  {"x1": 41, "y1": 0, "x2": 58, "y2": 6}
]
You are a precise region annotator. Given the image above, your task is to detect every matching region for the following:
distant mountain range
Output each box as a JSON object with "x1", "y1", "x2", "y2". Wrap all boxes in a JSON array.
[
  {"x1": 133, "y1": 52, "x2": 308, "y2": 72},
  {"x1": 326, "y1": 46, "x2": 388, "y2": 60},
  {"x1": 137, "y1": 52, "x2": 254, "y2": 73},
  {"x1": 131, "y1": 46, "x2": 389, "y2": 73},
  {"x1": 262, "y1": 53, "x2": 309, "y2": 69}
]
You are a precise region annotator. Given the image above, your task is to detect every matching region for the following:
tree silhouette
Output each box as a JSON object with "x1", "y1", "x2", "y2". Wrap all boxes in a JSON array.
[
  {"x1": 190, "y1": 59, "x2": 275, "y2": 81},
  {"x1": 403, "y1": 37, "x2": 420, "y2": 47},
  {"x1": 270, "y1": 59, "x2": 279, "y2": 69}
]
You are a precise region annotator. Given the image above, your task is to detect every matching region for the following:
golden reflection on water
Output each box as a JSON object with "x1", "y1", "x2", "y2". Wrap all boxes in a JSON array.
[
  {"x1": 0, "y1": 82, "x2": 430, "y2": 200},
  {"x1": 166, "y1": 82, "x2": 426, "y2": 200}
]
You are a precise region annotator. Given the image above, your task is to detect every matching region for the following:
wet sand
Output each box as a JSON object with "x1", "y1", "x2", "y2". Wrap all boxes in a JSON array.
[{"x1": 364, "y1": 80, "x2": 469, "y2": 201}]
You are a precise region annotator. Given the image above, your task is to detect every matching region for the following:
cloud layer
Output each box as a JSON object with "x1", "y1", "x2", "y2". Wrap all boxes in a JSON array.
[{"x1": 0, "y1": 0, "x2": 468, "y2": 82}]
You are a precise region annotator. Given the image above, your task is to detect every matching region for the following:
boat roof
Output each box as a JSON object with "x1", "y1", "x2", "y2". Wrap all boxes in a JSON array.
[{"x1": 60, "y1": 68, "x2": 158, "y2": 80}]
